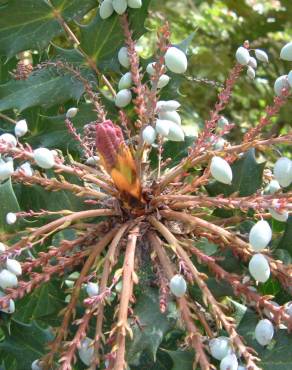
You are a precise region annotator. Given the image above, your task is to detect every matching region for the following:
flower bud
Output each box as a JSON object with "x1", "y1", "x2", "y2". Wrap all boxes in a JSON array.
[
  {"x1": 156, "y1": 100, "x2": 181, "y2": 112},
  {"x1": 255, "y1": 49, "x2": 269, "y2": 63},
  {"x1": 273, "y1": 157, "x2": 292, "y2": 187},
  {"x1": 118, "y1": 72, "x2": 133, "y2": 90},
  {"x1": 86, "y1": 282, "x2": 99, "y2": 297},
  {"x1": 115, "y1": 89, "x2": 132, "y2": 108},
  {"x1": 127, "y1": 0, "x2": 142, "y2": 8},
  {"x1": 33, "y1": 148, "x2": 55, "y2": 169},
  {"x1": 0, "y1": 160, "x2": 14, "y2": 182},
  {"x1": 167, "y1": 122, "x2": 184, "y2": 142},
  {"x1": 280, "y1": 41, "x2": 292, "y2": 61},
  {"x1": 169, "y1": 274, "x2": 187, "y2": 297},
  {"x1": 155, "y1": 119, "x2": 171, "y2": 137},
  {"x1": 248, "y1": 57, "x2": 257, "y2": 69},
  {"x1": 210, "y1": 156, "x2": 233, "y2": 185},
  {"x1": 142, "y1": 125, "x2": 156, "y2": 144},
  {"x1": 118, "y1": 46, "x2": 130, "y2": 68},
  {"x1": 78, "y1": 337, "x2": 94, "y2": 366},
  {"x1": 112, "y1": 0, "x2": 127, "y2": 14},
  {"x1": 249, "y1": 253, "x2": 270, "y2": 283},
  {"x1": 269, "y1": 208, "x2": 289, "y2": 222},
  {"x1": 247, "y1": 66, "x2": 255, "y2": 79},
  {"x1": 274, "y1": 75, "x2": 290, "y2": 96},
  {"x1": 156, "y1": 74, "x2": 170, "y2": 89},
  {"x1": 235, "y1": 46, "x2": 250, "y2": 65},
  {"x1": 0, "y1": 133, "x2": 17, "y2": 147},
  {"x1": 0, "y1": 269, "x2": 18, "y2": 289},
  {"x1": 6, "y1": 258, "x2": 22, "y2": 276},
  {"x1": 249, "y1": 220, "x2": 272, "y2": 251},
  {"x1": 14, "y1": 119, "x2": 28, "y2": 137},
  {"x1": 6, "y1": 212, "x2": 17, "y2": 225},
  {"x1": 66, "y1": 107, "x2": 78, "y2": 118},
  {"x1": 165, "y1": 47, "x2": 188, "y2": 74},
  {"x1": 0, "y1": 291, "x2": 15, "y2": 314},
  {"x1": 255, "y1": 319, "x2": 274, "y2": 346},
  {"x1": 99, "y1": 0, "x2": 114, "y2": 19},
  {"x1": 158, "y1": 110, "x2": 181, "y2": 125}
]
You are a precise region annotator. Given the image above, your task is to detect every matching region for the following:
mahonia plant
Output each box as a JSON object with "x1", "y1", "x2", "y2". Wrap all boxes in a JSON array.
[{"x1": 0, "y1": 1, "x2": 292, "y2": 370}]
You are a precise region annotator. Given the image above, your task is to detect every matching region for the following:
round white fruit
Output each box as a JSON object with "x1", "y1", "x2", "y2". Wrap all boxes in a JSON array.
[
  {"x1": 217, "y1": 116, "x2": 229, "y2": 129},
  {"x1": 248, "y1": 254, "x2": 270, "y2": 283},
  {"x1": 0, "y1": 133, "x2": 17, "y2": 147},
  {"x1": 249, "y1": 220, "x2": 272, "y2": 251},
  {"x1": 78, "y1": 337, "x2": 94, "y2": 366},
  {"x1": 209, "y1": 336, "x2": 232, "y2": 360},
  {"x1": 0, "y1": 291, "x2": 15, "y2": 314},
  {"x1": 115, "y1": 89, "x2": 132, "y2": 108},
  {"x1": 66, "y1": 107, "x2": 78, "y2": 118},
  {"x1": 17, "y1": 162, "x2": 33, "y2": 177},
  {"x1": 165, "y1": 47, "x2": 188, "y2": 74},
  {"x1": 156, "y1": 74, "x2": 170, "y2": 88},
  {"x1": 86, "y1": 282, "x2": 99, "y2": 297},
  {"x1": 280, "y1": 41, "x2": 292, "y2": 61},
  {"x1": 33, "y1": 148, "x2": 55, "y2": 169},
  {"x1": 0, "y1": 160, "x2": 14, "y2": 182},
  {"x1": 167, "y1": 122, "x2": 184, "y2": 142},
  {"x1": 220, "y1": 354, "x2": 238, "y2": 370},
  {"x1": 112, "y1": 0, "x2": 127, "y2": 14},
  {"x1": 274, "y1": 75, "x2": 290, "y2": 96},
  {"x1": 156, "y1": 100, "x2": 180, "y2": 112},
  {"x1": 255, "y1": 319, "x2": 274, "y2": 346},
  {"x1": 0, "y1": 243, "x2": 6, "y2": 253},
  {"x1": 155, "y1": 119, "x2": 171, "y2": 137},
  {"x1": 99, "y1": 0, "x2": 114, "y2": 19},
  {"x1": 142, "y1": 125, "x2": 156, "y2": 145},
  {"x1": 158, "y1": 110, "x2": 181, "y2": 125},
  {"x1": 210, "y1": 156, "x2": 233, "y2": 185},
  {"x1": 269, "y1": 208, "x2": 289, "y2": 222},
  {"x1": 118, "y1": 47, "x2": 130, "y2": 68},
  {"x1": 247, "y1": 66, "x2": 256, "y2": 79},
  {"x1": 248, "y1": 57, "x2": 257, "y2": 69},
  {"x1": 255, "y1": 49, "x2": 269, "y2": 63},
  {"x1": 6, "y1": 212, "x2": 17, "y2": 225},
  {"x1": 169, "y1": 274, "x2": 187, "y2": 297},
  {"x1": 235, "y1": 46, "x2": 250, "y2": 65},
  {"x1": 15, "y1": 119, "x2": 28, "y2": 137},
  {"x1": 0, "y1": 269, "x2": 18, "y2": 290},
  {"x1": 127, "y1": 0, "x2": 142, "y2": 8},
  {"x1": 266, "y1": 179, "x2": 281, "y2": 194},
  {"x1": 273, "y1": 157, "x2": 292, "y2": 187},
  {"x1": 31, "y1": 359, "x2": 43, "y2": 370},
  {"x1": 288, "y1": 70, "x2": 292, "y2": 88},
  {"x1": 6, "y1": 258, "x2": 22, "y2": 276}
]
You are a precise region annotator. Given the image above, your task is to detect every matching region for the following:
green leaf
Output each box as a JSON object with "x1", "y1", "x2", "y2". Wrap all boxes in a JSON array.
[
  {"x1": 277, "y1": 216, "x2": 292, "y2": 255},
  {"x1": 0, "y1": 0, "x2": 97, "y2": 58},
  {"x1": 162, "y1": 349, "x2": 194, "y2": 370},
  {"x1": 127, "y1": 287, "x2": 174, "y2": 365},
  {"x1": 0, "y1": 69, "x2": 84, "y2": 112},
  {"x1": 238, "y1": 309, "x2": 292, "y2": 370},
  {"x1": 0, "y1": 320, "x2": 54, "y2": 370},
  {"x1": 0, "y1": 178, "x2": 20, "y2": 232},
  {"x1": 79, "y1": 0, "x2": 151, "y2": 66},
  {"x1": 206, "y1": 149, "x2": 265, "y2": 197}
]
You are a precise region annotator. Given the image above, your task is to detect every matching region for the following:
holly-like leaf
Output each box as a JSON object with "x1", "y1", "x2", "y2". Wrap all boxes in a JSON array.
[
  {"x1": 127, "y1": 287, "x2": 174, "y2": 365},
  {"x1": 162, "y1": 349, "x2": 194, "y2": 370},
  {"x1": 277, "y1": 216, "x2": 292, "y2": 255},
  {"x1": 0, "y1": 0, "x2": 97, "y2": 58},
  {"x1": 0, "y1": 69, "x2": 84, "y2": 112},
  {"x1": 79, "y1": 0, "x2": 152, "y2": 67},
  {"x1": 0, "y1": 178, "x2": 20, "y2": 232},
  {"x1": 206, "y1": 148, "x2": 265, "y2": 197},
  {"x1": 0, "y1": 320, "x2": 54, "y2": 370}
]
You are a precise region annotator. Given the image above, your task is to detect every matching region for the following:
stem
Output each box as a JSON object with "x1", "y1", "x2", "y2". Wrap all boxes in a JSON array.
[{"x1": 0, "y1": 112, "x2": 17, "y2": 124}]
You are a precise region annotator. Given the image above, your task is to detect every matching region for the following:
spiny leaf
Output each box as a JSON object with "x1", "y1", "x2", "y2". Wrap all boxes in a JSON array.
[{"x1": 162, "y1": 349, "x2": 194, "y2": 370}]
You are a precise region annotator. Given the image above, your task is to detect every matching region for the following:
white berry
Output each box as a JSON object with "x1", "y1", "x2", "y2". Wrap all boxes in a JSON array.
[
  {"x1": 249, "y1": 254, "x2": 270, "y2": 283},
  {"x1": 167, "y1": 122, "x2": 184, "y2": 142},
  {"x1": 99, "y1": 0, "x2": 114, "y2": 19},
  {"x1": 280, "y1": 41, "x2": 292, "y2": 61},
  {"x1": 127, "y1": 0, "x2": 142, "y2": 8},
  {"x1": 115, "y1": 89, "x2": 132, "y2": 108},
  {"x1": 142, "y1": 125, "x2": 156, "y2": 145},
  {"x1": 0, "y1": 291, "x2": 15, "y2": 314},
  {"x1": 273, "y1": 157, "x2": 292, "y2": 187},
  {"x1": 247, "y1": 66, "x2": 256, "y2": 79},
  {"x1": 17, "y1": 162, "x2": 33, "y2": 177},
  {"x1": 0, "y1": 243, "x2": 6, "y2": 253},
  {"x1": 269, "y1": 208, "x2": 289, "y2": 223},
  {"x1": 209, "y1": 336, "x2": 232, "y2": 360},
  {"x1": 66, "y1": 107, "x2": 78, "y2": 118},
  {"x1": 220, "y1": 354, "x2": 238, "y2": 370},
  {"x1": 118, "y1": 47, "x2": 130, "y2": 68},
  {"x1": 249, "y1": 220, "x2": 272, "y2": 251},
  {"x1": 169, "y1": 274, "x2": 187, "y2": 297},
  {"x1": 217, "y1": 116, "x2": 229, "y2": 129},
  {"x1": 118, "y1": 72, "x2": 133, "y2": 90},
  {"x1": 31, "y1": 359, "x2": 43, "y2": 370},
  {"x1": 165, "y1": 47, "x2": 188, "y2": 74},
  {"x1": 14, "y1": 119, "x2": 28, "y2": 137},
  {"x1": 0, "y1": 133, "x2": 17, "y2": 147},
  {"x1": 266, "y1": 179, "x2": 281, "y2": 194},
  {"x1": 255, "y1": 319, "x2": 274, "y2": 346},
  {"x1": 155, "y1": 119, "x2": 171, "y2": 137},
  {"x1": 255, "y1": 49, "x2": 269, "y2": 63},
  {"x1": 0, "y1": 160, "x2": 14, "y2": 182},
  {"x1": 248, "y1": 57, "x2": 257, "y2": 69},
  {"x1": 33, "y1": 148, "x2": 55, "y2": 169},
  {"x1": 6, "y1": 258, "x2": 22, "y2": 276},
  {"x1": 274, "y1": 75, "x2": 290, "y2": 96},
  {"x1": 112, "y1": 0, "x2": 127, "y2": 14},
  {"x1": 0, "y1": 269, "x2": 18, "y2": 289},
  {"x1": 156, "y1": 100, "x2": 180, "y2": 112},
  {"x1": 235, "y1": 46, "x2": 250, "y2": 65},
  {"x1": 86, "y1": 282, "x2": 99, "y2": 297},
  {"x1": 6, "y1": 212, "x2": 17, "y2": 225},
  {"x1": 78, "y1": 337, "x2": 94, "y2": 366},
  {"x1": 158, "y1": 110, "x2": 181, "y2": 125},
  {"x1": 156, "y1": 74, "x2": 170, "y2": 89},
  {"x1": 210, "y1": 156, "x2": 233, "y2": 185},
  {"x1": 288, "y1": 70, "x2": 292, "y2": 88}
]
